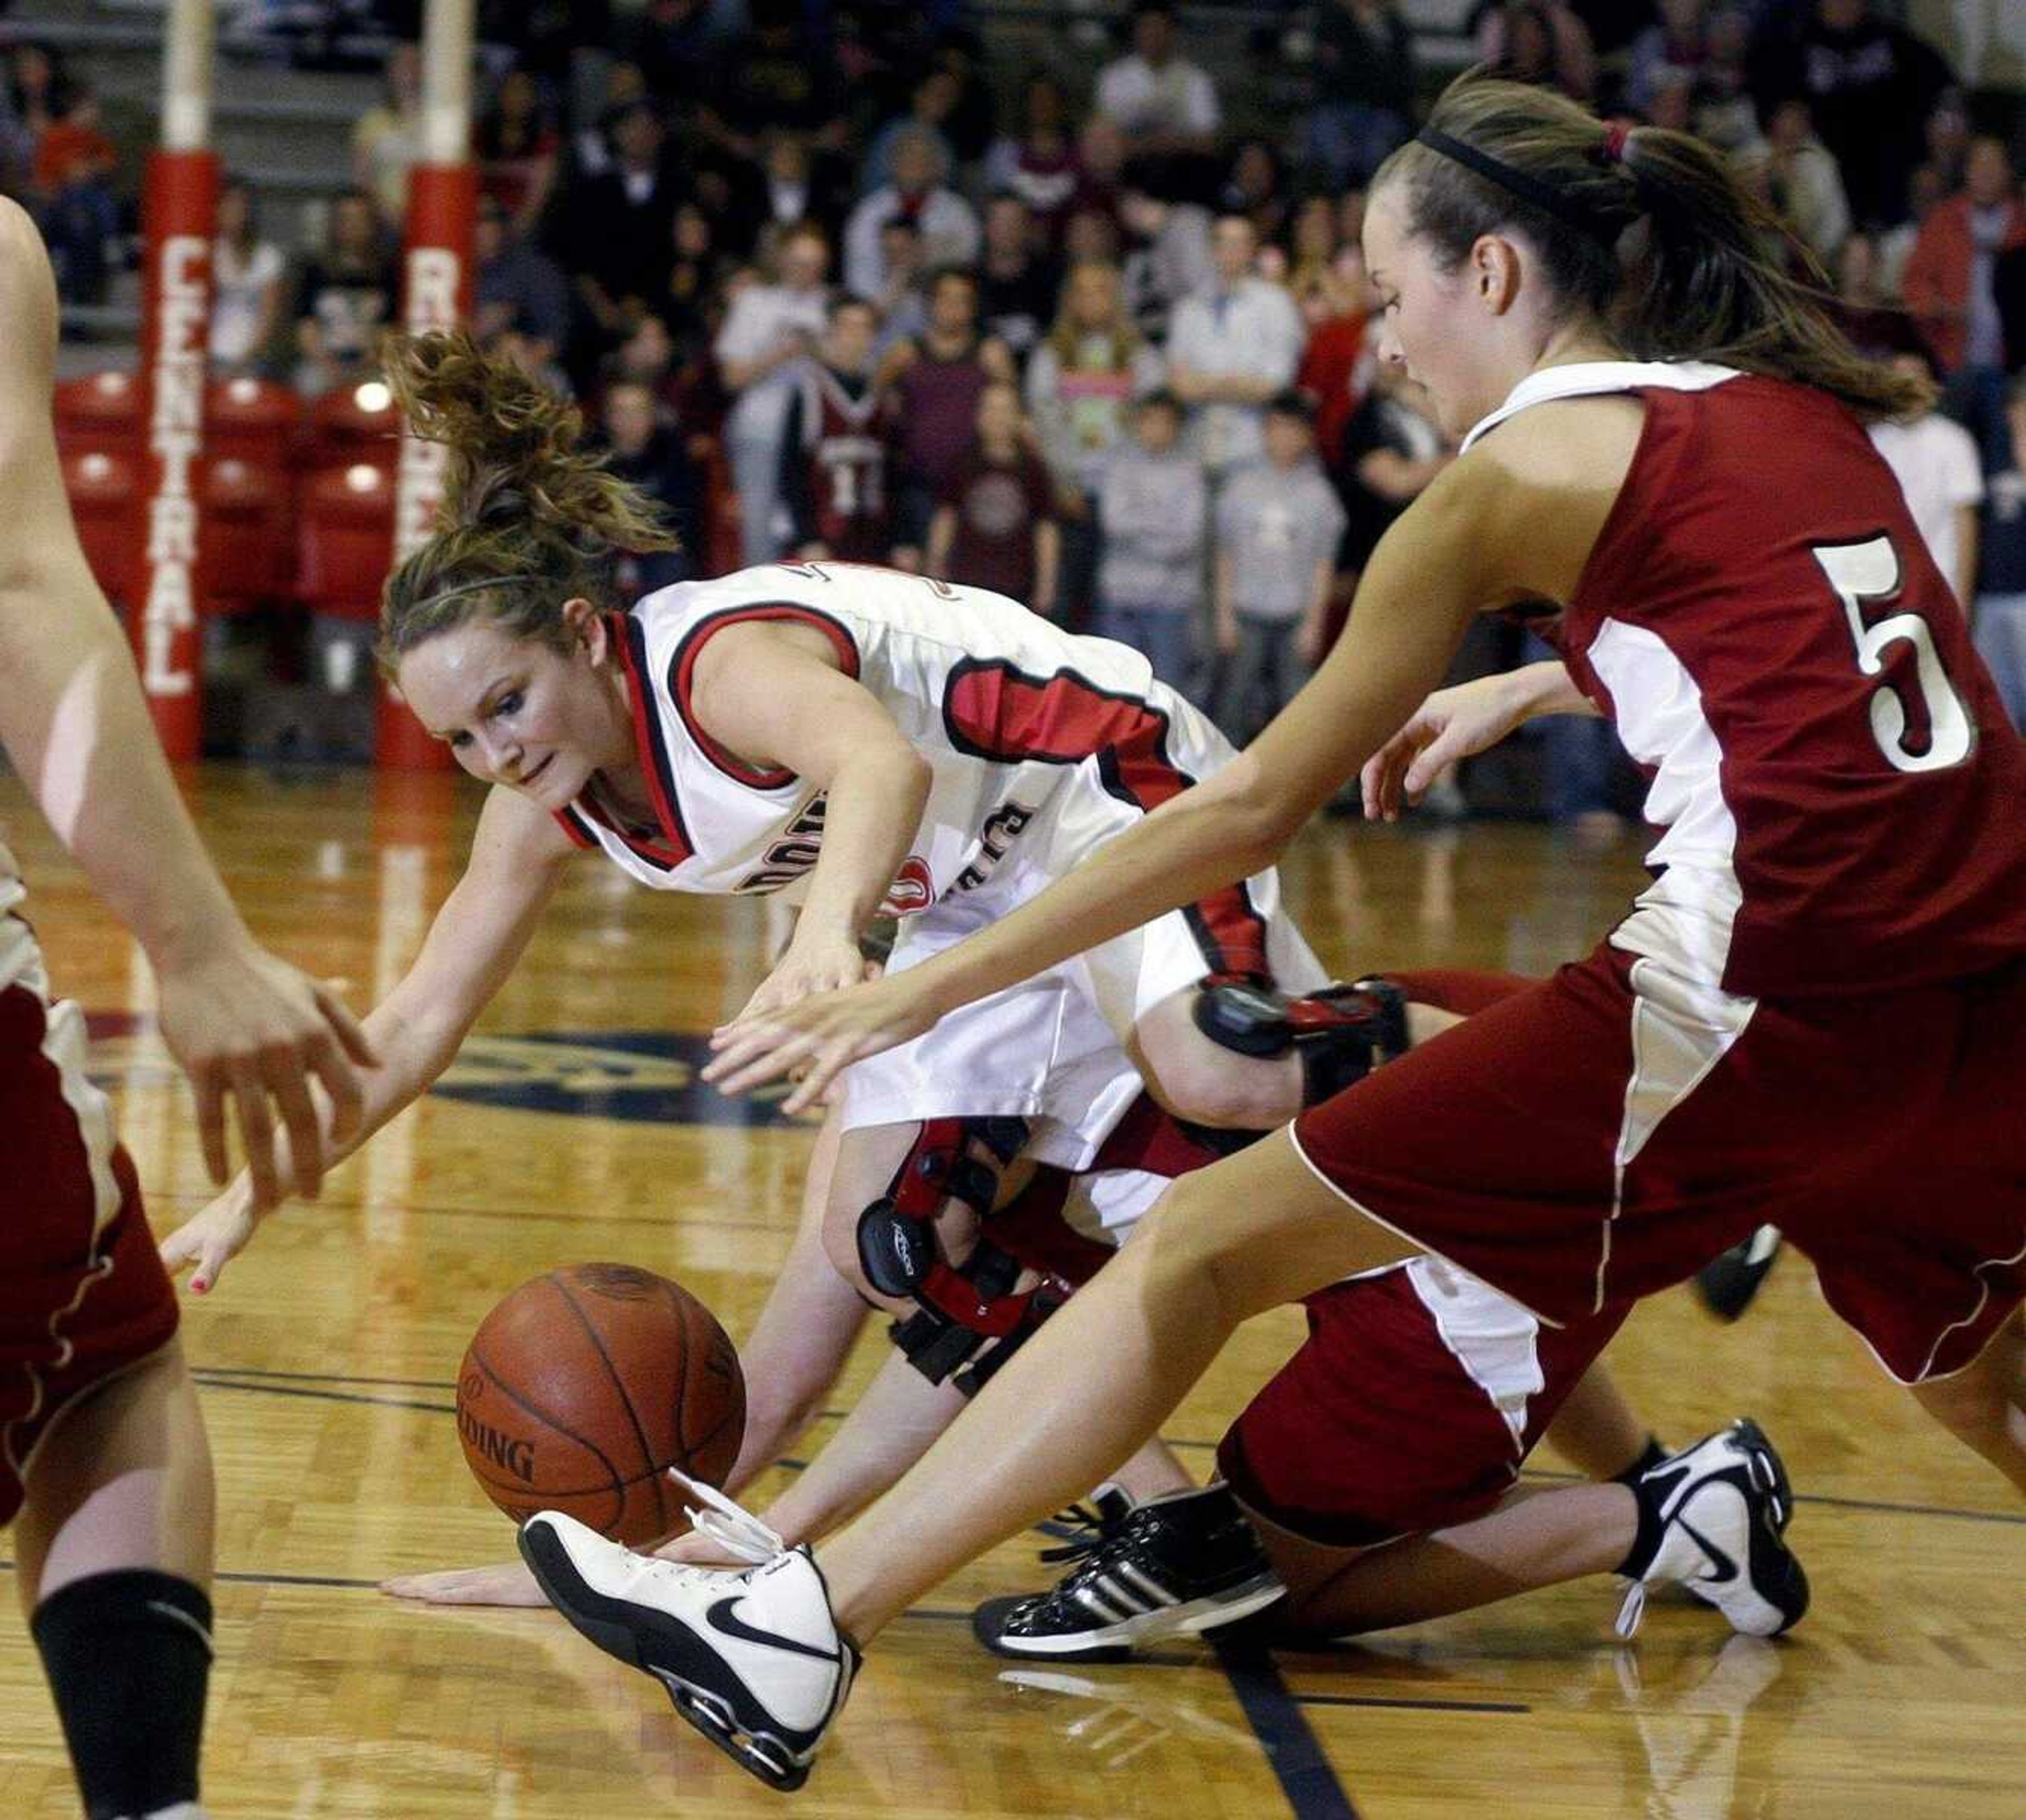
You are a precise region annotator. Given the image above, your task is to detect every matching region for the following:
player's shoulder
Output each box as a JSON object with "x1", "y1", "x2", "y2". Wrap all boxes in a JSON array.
[{"x1": 1459, "y1": 393, "x2": 1646, "y2": 498}]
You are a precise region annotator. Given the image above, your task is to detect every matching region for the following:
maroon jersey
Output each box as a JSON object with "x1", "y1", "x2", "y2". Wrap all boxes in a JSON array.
[
  {"x1": 939, "y1": 445, "x2": 1056, "y2": 603},
  {"x1": 785, "y1": 365, "x2": 891, "y2": 560},
  {"x1": 1468, "y1": 362, "x2": 2026, "y2": 998}
]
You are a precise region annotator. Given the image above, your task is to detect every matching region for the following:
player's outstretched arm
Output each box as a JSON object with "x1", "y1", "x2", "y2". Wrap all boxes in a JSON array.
[
  {"x1": 0, "y1": 198, "x2": 378, "y2": 1209},
  {"x1": 160, "y1": 785, "x2": 576, "y2": 1289}
]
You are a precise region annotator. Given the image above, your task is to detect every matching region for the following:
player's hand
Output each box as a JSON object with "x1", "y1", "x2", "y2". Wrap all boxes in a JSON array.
[
  {"x1": 381, "y1": 1561, "x2": 549, "y2": 1606},
  {"x1": 152, "y1": 939, "x2": 376, "y2": 1213},
  {"x1": 1359, "y1": 674, "x2": 1527, "y2": 822},
  {"x1": 734, "y1": 929, "x2": 876, "y2": 1027},
  {"x1": 158, "y1": 1178, "x2": 261, "y2": 1295},
  {"x1": 703, "y1": 969, "x2": 943, "y2": 1112}
]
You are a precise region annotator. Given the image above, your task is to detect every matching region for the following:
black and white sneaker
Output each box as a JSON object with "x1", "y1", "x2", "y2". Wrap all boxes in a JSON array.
[
  {"x1": 519, "y1": 1476, "x2": 856, "y2": 1792},
  {"x1": 1034, "y1": 1482, "x2": 1136, "y2": 1566},
  {"x1": 973, "y1": 1484, "x2": 1284, "y2": 1662},
  {"x1": 1695, "y1": 1227, "x2": 1784, "y2": 1321},
  {"x1": 1616, "y1": 1419, "x2": 1808, "y2": 1641}
]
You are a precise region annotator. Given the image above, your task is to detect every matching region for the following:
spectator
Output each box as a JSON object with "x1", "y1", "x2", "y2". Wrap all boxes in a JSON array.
[
  {"x1": 861, "y1": 69, "x2": 963, "y2": 201},
  {"x1": 780, "y1": 296, "x2": 894, "y2": 564},
  {"x1": 756, "y1": 130, "x2": 853, "y2": 249},
  {"x1": 1975, "y1": 374, "x2": 2026, "y2": 730},
  {"x1": 1211, "y1": 391, "x2": 1344, "y2": 745},
  {"x1": 292, "y1": 189, "x2": 397, "y2": 398},
  {"x1": 0, "y1": 72, "x2": 32, "y2": 196},
  {"x1": 1117, "y1": 185, "x2": 1216, "y2": 344},
  {"x1": 879, "y1": 266, "x2": 1016, "y2": 565},
  {"x1": 697, "y1": 0, "x2": 845, "y2": 168},
  {"x1": 565, "y1": 100, "x2": 681, "y2": 354},
  {"x1": 1294, "y1": 241, "x2": 1373, "y2": 471},
  {"x1": 655, "y1": 202, "x2": 730, "y2": 361},
  {"x1": 1220, "y1": 140, "x2": 1293, "y2": 253},
  {"x1": 1690, "y1": 7, "x2": 1760, "y2": 152},
  {"x1": 606, "y1": 312, "x2": 696, "y2": 426},
  {"x1": 714, "y1": 221, "x2": 833, "y2": 568},
  {"x1": 1026, "y1": 259, "x2": 1165, "y2": 625},
  {"x1": 614, "y1": 0, "x2": 720, "y2": 116},
  {"x1": 1474, "y1": 2, "x2": 1596, "y2": 103},
  {"x1": 1286, "y1": 193, "x2": 1343, "y2": 303},
  {"x1": 473, "y1": 193, "x2": 570, "y2": 375},
  {"x1": 1094, "y1": 390, "x2": 1206, "y2": 694},
  {"x1": 867, "y1": 217, "x2": 929, "y2": 352},
  {"x1": 210, "y1": 176, "x2": 286, "y2": 374},
  {"x1": 843, "y1": 127, "x2": 980, "y2": 303},
  {"x1": 977, "y1": 193, "x2": 1059, "y2": 366},
  {"x1": 1830, "y1": 232, "x2": 1929, "y2": 360},
  {"x1": 1073, "y1": 115, "x2": 1130, "y2": 242},
  {"x1": 1331, "y1": 357, "x2": 1447, "y2": 591},
  {"x1": 473, "y1": 69, "x2": 558, "y2": 236},
  {"x1": 1740, "y1": 96, "x2": 1850, "y2": 272},
  {"x1": 489, "y1": 326, "x2": 572, "y2": 399},
  {"x1": 926, "y1": 379, "x2": 1060, "y2": 614},
  {"x1": 32, "y1": 78, "x2": 120, "y2": 306},
  {"x1": 1626, "y1": 0, "x2": 1707, "y2": 120},
  {"x1": 1306, "y1": 0, "x2": 1415, "y2": 190},
  {"x1": 351, "y1": 40, "x2": 422, "y2": 228},
  {"x1": 565, "y1": 61, "x2": 647, "y2": 186},
  {"x1": 1754, "y1": 0, "x2": 1954, "y2": 231},
  {"x1": 1165, "y1": 213, "x2": 1306, "y2": 483},
  {"x1": 1868, "y1": 349, "x2": 1984, "y2": 611},
  {"x1": 4, "y1": 43, "x2": 63, "y2": 165},
  {"x1": 1903, "y1": 137, "x2": 2026, "y2": 378},
  {"x1": 595, "y1": 377, "x2": 704, "y2": 590},
  {"x1": 1095, "y1": 3, "x2": 1221, "y2": 159},
  {"x1": 1921, "y1": 90, "x2": 1973, "y2": 201},
  {"x1": 982, "y1": 73, "x2": 1084, "y2": 249}
]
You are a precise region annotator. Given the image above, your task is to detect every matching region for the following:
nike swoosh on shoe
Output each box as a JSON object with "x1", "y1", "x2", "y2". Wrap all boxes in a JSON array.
[{"x1": 706, "y1": 1596, "x2": 844, "y2": 1663}]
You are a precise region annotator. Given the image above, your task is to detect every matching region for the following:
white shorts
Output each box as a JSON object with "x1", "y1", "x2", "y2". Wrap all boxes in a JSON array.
[{"x1": 837, "y1": 759, "x2": 1326, "y2": 1170}]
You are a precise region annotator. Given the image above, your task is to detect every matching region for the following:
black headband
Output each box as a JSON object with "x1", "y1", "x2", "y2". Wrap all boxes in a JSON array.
[{"x1": 1416, "y1": 127, "x2": 1623, "y2": 251}]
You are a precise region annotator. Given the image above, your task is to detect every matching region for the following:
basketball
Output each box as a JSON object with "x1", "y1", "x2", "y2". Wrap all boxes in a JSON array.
[{"x1": 456, "y1": 1263, "x2": 745, "y2": 1545}]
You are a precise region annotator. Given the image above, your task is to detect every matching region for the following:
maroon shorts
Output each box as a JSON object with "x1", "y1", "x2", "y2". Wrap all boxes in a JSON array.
[
  {"x1": 1, "y1": 973, "x2": 179, "y2": 1527},
  {"x1": 1291, "y1": 942, "x2": 2026, "y2": 1384},
  {"x1": 1219, "y1": 1265, "x2": 1629, "y2": 1545}
]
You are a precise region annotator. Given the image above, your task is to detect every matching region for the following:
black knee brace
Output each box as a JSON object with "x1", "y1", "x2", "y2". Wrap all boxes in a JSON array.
[
  {"x1": 859, "y1": 1116, "x2": 1077, "y2": 1394},
  {"x1": 1192, "y1": 975, "x2": 1411, "y2": 1104}
]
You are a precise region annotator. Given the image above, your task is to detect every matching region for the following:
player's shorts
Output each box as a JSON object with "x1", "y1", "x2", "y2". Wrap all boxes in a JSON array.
[
  {"x1": 1219, "y1": 1259, "x2": 1630, "y2": 1545},
  {"x1": 1, "y1": 919, "x2": 179, "y2": 1527},
  {"x1": 1291, "y1": 940, "x2": 2026, "y2": 1385},
  {"x1": 839, "y1": 730, "x2": 1326, "y2": 1170}
]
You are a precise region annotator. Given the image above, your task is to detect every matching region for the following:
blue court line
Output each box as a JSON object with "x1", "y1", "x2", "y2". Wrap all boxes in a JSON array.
[{"x1": 1211, "y1": 1631, "x2": 1361, "y2": 1820}]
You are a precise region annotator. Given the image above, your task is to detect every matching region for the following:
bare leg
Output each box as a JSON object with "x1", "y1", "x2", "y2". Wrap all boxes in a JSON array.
[
  {"x1": 819, "y1": 1128, "x2": 1420, "y2": 1641},
  {"x1": 1111, "y1": 1438, "x2": 1194, "y2": 1503},
  {"x1": 13, "y1": 1341, "x2": 213, "y2": 1613},
  {"x1": 1909, "y1": 1308, "x2": 2026, "y2": 1495},
  {"x1": 1245, "y1": 1482, "x2": 1637, "y2": 1636},
  {"x1": 1129, "y1": 988, "x2": 1462, "y2": 1132},
  {"x1": 1540, "y1": 1360, "x2": 1656, "y2": 1482}
]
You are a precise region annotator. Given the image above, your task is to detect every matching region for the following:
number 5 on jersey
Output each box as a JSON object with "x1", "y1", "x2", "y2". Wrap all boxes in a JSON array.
[{"x1": 1815, "y1": 535, "x2": 1973, "y2": 774}]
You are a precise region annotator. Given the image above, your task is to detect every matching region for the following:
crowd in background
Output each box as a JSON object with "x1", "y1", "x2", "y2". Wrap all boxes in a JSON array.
[{"x1": 4, "y1": 0, "x2": 2026, "y2": 809}]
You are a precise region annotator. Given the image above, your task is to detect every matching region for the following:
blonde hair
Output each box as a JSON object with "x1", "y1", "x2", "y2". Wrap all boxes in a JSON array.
[
  {"x1": 1377, "y1": 72, "x2": 1928, "y2": 423},
  {"x1": 376, "y1": 330, "x2": 680, "y2": 674},
  {"x1": 1044, "y1": 260, "x2": 1143, "y2": 373}
]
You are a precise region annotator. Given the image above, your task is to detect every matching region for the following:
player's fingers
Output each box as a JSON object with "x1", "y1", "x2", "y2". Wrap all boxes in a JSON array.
[
  {"x1": 316, "y1": 983, "x2": 378, "y2": 1068},
  {"x1": 193, "y1": 1231, "x2": 237, "y2": 1296},
  {"x1": 1402, "y1": 728, "x2": 1465, "y2": 801},
  {"x1": 782, "y1": 1042, "x2": 855, "y2": 1116},
  {"x1": 192, "y1": 1068, "x2": 229, "y2": 1185},
  {"x1": 310, "y1": 1025, "x2": 365, "y2": 1147},
  {"x1": 707, "y1": 1027, "x2": 816, "y2": 1095},
  {"x1": 230, "y1": 1064, "x2": 281, "y2": 1215},
  {"x1": 158, "y1": 1219, "x2": 199, "y2": 1276},
  {"x1": 267, "y1": 1057, "x2": 326, "y2": 1202},
  {"x1": 700, "y1": 1021, "x2": 791, "y2": 1083}
]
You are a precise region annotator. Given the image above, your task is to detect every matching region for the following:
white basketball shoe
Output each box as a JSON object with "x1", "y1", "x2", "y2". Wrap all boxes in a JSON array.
[
  {"x1": 1615, "y1": 1418, "x2": 1809, "y2": 1641},
  {"x1": 519, "y1": 1477, "x2": 855, "y2": 1791}
]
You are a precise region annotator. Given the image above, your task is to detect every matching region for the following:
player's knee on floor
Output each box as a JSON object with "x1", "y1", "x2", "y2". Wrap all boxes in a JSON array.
[{"x1": 1191, "y1": 975, "x2": 1412, "y2": 1109}]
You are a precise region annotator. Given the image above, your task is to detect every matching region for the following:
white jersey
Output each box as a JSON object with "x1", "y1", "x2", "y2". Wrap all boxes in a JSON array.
[
  {"x1": 556, "y1": 561, "x2": 1325, "y2": 1163},
  {"x1": 555, "y1": 561, "x2": 1287, "y2": 983}
]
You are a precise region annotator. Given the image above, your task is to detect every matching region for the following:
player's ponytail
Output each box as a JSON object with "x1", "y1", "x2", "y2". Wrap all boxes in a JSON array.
[
  {"x1": 375, "y1": 329, "x2": 681, "y2": 674},
  {"x1": 1377, "y1": 72, "x2": 1928, "y2": 424}
]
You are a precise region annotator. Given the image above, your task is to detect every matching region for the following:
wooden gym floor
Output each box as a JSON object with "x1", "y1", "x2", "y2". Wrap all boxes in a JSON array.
[{"x1": 1, "y1": 767, "x2": 2020, "y2": 1820}]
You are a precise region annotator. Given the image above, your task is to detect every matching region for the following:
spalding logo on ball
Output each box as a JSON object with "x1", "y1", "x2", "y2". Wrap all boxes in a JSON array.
[{"x1": 456, "y1": 1263, "x2": 746, "y2": 1545}]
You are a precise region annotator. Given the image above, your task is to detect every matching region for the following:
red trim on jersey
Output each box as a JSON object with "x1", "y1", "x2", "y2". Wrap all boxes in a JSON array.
[
  {"x1": 942, "y1": 658, "x2": 1272, "y2": 979},
  {"x1": 585, "y1": 612, "x2": 693, "y2": 871},
  {"x1": 667, "y1": 604, "x2": 863, "y2": 790},
  {"x1": 550, "y1": 806, "x2": 597, "y2": 849}
]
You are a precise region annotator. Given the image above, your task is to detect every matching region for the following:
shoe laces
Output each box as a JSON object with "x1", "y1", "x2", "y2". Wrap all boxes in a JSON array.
[
  {"x1": 668, "y1": 1468, "x2": 789, "y2": 1567},
  {"x1": 1039, "y1": 1488, "x2": 1133, "y2": 1565},
  {"x1": 1614, "y1": 1579, "x2": 1648, "y2": 1640}
]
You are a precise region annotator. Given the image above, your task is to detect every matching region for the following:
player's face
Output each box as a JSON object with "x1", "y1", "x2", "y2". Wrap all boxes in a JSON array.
[
  {"x1": 1363, "y1": 185, "x2": 1507, "y2": 441},
  {"x1": 399, "y1": 612, "x2": 630, "y2": 804}
]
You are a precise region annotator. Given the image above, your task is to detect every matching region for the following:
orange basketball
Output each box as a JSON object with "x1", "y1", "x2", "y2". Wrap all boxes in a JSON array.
[{"x1": 456, "y1": 1263, "x2": 745, "y2": 1545}]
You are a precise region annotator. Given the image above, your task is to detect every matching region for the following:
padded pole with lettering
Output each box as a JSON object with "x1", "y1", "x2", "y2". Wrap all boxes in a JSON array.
[
  {"x1": 134, "y1": 0, "x2": 217, "y2": 760},
  {"x1": 378, "y1": 0, "x2": 476, "y2": 770}
]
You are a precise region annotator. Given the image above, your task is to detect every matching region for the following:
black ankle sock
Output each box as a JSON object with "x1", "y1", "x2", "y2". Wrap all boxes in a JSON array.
[
  {"x1": 1612, "y1": 1435, "x2": 1669, "y2": 1488},
  {"x1": 31, "y1": 1570, "x2": 213, "y2": 1820},
  {"x1": 1613, "y1": 1462, "x2": 1669, "y2": 1579}
]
